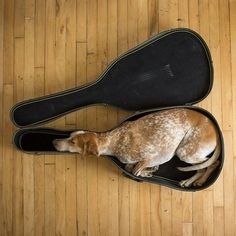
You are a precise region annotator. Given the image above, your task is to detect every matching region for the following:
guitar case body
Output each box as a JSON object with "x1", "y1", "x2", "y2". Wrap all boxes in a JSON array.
[{"x1": 11, "y1": 28, "x2": 224, "y2": 191}]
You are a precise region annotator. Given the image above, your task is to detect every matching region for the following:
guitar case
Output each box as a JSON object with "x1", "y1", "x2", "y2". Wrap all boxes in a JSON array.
[{"x1": 11, "y1": 28, "x2": 224, "y2": 191}]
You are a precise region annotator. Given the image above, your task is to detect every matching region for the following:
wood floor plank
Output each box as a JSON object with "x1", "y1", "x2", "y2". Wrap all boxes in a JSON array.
[
  {"x1": 202, "y1": 190, "x2": 214, "y2": 236},
  {"x1": 148, "y1": 0, "x2": 159, "y2": 37},
  {"x1": 13, "y1": 38, "x2": 24, "y2": 236},
  {"x1": 230, "y1": 1, "x2": 236, "y2": 233},
  {"x1": 193, "y1": 192, "x2": 204, "y2": 236},
  {"x1": 158, "y1": 0, "x2": 169, "y2": 32},
  {"x1": 169, "y1": 0, "x2": 178, "y2": 28},
  {"x1": 65, "y1": 0, "x2": 77, "y2": 125},
  {"x1": 188, "y1": 0, "x2": 199, "y2": 32},
  {"x1": 13, "y1": 149, "x2": 24, "y2": 236},
  {"x1": 0, "y1": 1, "x2": 5, "y2": 232},
  {"x1": 2, "y1": 85, "x2": 14, "y2": 236},
  {"x1": 65, "y1": 156, "x2": 77, "y2": 236},
  {"x1": 14, "y1": 0, "x2": 25, "y2": 38},
  {"x1": 24, "y1": 0, "x2": 35, "y2": 103},
  {"x1": 183, "y1": 223, "x2": 193, "y2": 236},
  {"x1": 24, "y1": 12, "x2": 34, "y2": 100},
  {"x1": 223, "y1": 131, "x2": 235, "y2": 236},
  {"x1": 34, "y1": 156, "x2": 45, "y2": 236},
  {"x1": 139, "y1": 183, "x2": 151, "y2": 236},
  {"x1": 160, "y1": 187, "x2": 172, "y2": 236},
  {"x1": 76, "y1": 0, "x2": 87, "y2": 43},
  {"x1": 171, "y1": 190, "x2": 182, "y2": 236},
  {"x1": 45, "y1": 0, "x2": 56, "y2": 96},
  {"x1": 55, "y1": 157, "x2": 66, "y2": 236},
  {"x1": 55, "y1": 0, "x2": 66, "y2": 93},
  {"x1": 198, "y1": 0, "x2": 212, "y2": 111},
  {"x1": 3, "y1": 0, "x2": 14, "y2": 85},
  {"x1": 178, "y1": 0, "x2": 188, "y2": 28},
  {"x1": 23, "y1": 153, "x2": 35, "y2": 236},
  {"x1": 0, "y1": 1, "x2": 3, "y2": 233},
  {"x1": 23, "y1": 1, "x2": 35, "y2": 235},
  {"x1": 14, "y1": 38, "x2": 24, "y2": 105},
  {"x1": 138, "y1": 0, "x2": 148, "y2": 42},
  {"x1": 182, "y1": 192, "x2": 192, "y2": 224},
  {"x1": 35, "y1": 0, "x2": 45, "y2": 68},
  {"x1": 150, "y1": 186, "x2": 161, "y2": 235},
  {"x1": 117, "y1": 0, "x2": 128, "y2": 55},
  {"x1": 219, "y1": 0, "x2": 233, "y2": 131},
  {"x1": 230, "y1": 0, "x2": 236, "y2": 156},
  {"x1": 209, "y1": 0, "x2": 221, "y2": 126},
  {"x1": 45, "y1": 163, "x2": 56, "y2": 236},
  {"x1": 213, "y1": 207, "x2": 225, "y2": 236}
]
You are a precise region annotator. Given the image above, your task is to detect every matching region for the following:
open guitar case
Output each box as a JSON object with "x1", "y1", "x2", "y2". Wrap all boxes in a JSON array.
[{"x1": 11, "y1": 28, "x2": 224, "y2": 191}]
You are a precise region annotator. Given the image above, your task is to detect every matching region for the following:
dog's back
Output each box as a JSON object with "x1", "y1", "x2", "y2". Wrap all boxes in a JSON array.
[{"x1": 108, "y1": 109, "x2": 216, "y2": 166}]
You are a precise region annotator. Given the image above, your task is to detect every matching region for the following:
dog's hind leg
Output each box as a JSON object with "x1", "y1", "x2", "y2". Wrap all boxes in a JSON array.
[
  {"x1": 193, "y1": 160, "x2": 220, "y2": 186},
  {"x1": 179, "y1": 169, "x2": 205, "y2": 187}
]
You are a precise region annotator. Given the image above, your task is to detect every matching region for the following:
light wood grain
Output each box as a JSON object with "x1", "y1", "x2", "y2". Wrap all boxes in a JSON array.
[
  {"x1": 0, "y1": 0, "x2": 4, "y2": 234},
  {"x1": 13, "y1": 36, "x2": 24, "y2": 236},
  {"x1": 1, "y1": 0, "x2": 235, "y2": 235}
]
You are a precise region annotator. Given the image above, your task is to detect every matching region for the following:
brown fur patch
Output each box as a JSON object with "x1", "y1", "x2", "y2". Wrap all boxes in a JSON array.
[{"x1": 74, "y1": 133, "x2": 99, "y2": 156}]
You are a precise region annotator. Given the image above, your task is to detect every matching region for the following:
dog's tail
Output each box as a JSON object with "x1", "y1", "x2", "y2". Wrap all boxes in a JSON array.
[{"x1": 177, "y1": 136, "x2": 221, "y2": 172}]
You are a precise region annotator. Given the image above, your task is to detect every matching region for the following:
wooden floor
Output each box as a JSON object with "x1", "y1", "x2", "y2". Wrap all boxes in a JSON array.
[{"x1": 0, "y1": 0, "x2": 236, "y2": 235}]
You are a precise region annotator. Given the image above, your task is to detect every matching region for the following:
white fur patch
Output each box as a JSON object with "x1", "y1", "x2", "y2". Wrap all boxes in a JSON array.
[{"x1": 70, "y1": 130, "x2": 85, "y2": 137}]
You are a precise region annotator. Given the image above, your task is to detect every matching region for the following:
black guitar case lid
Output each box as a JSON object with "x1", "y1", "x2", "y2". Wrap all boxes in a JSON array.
[{"x1": 11, "y1": 28, "x2": 224, "y2": 191}]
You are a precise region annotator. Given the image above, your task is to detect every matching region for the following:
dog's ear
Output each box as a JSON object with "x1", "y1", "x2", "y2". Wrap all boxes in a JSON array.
[
  {"x1": 87, "y1": 141, "x2": 98, "y2": 156},
  {"x1": 81, "y1": 134, "x2": 99, "y2": 157},
  {"x1": 86, "y1": 139, "x2": 99, "y2": 156},
  {"x1": 81, "y1": 142, "x2": 87, "y2": 159}
]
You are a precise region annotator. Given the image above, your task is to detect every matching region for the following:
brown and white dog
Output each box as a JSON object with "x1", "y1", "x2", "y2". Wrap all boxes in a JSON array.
[{"x1": 53, "y1": 108, "x2": 221, "y2": 187}]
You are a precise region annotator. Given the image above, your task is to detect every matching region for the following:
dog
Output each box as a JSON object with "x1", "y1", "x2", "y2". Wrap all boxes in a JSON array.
[{"x1": 53, "y1": 108, "x2": 221, "y2": 187}]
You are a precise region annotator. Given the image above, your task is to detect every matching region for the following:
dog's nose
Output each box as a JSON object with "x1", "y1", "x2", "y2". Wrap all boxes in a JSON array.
[{"x1": 52, "y1": 139, "x2": 59, "y2": 147}]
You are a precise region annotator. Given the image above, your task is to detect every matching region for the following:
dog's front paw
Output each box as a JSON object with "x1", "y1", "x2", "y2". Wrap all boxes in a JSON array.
[
  {"x1": 140, "y1": 172, "x2": 153, "y2": 178},
  {"x1": 193, "y1": 180, "x2": 203, "y2": 187},
  {"x1": 193, "y1": 176, "x2": 208, "y2": 186}
]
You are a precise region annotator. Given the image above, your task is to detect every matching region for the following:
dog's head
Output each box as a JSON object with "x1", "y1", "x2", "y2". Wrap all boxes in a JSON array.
[{"x1": 52, "y1": 131, "x2": 99, "y2": 156}]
